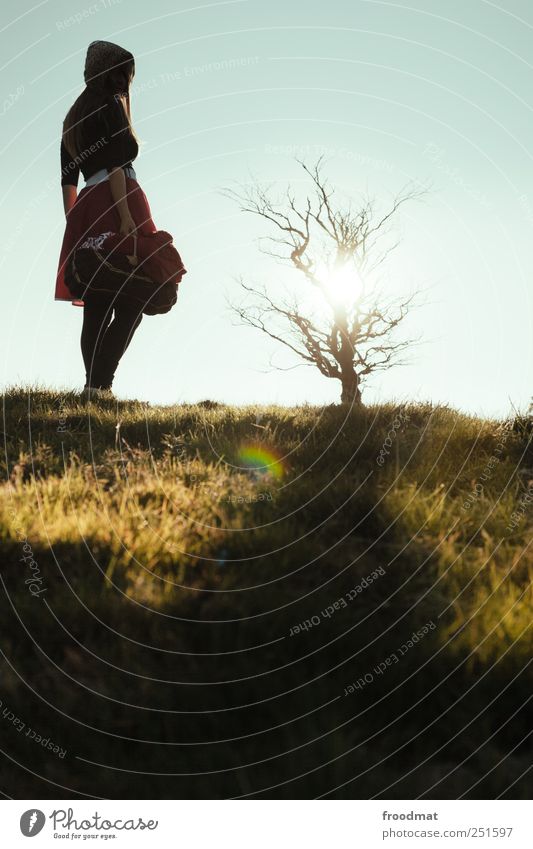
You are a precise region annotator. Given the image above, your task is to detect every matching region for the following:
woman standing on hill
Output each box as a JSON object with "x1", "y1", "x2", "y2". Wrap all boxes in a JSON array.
[{"x1": 56, "y1": 40, "x2": 155, "y2": 399}]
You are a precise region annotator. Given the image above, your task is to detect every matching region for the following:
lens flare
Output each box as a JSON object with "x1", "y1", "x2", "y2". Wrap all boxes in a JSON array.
[{"x1": 237, "y1": 443, "x2": 284, "y2": 479}]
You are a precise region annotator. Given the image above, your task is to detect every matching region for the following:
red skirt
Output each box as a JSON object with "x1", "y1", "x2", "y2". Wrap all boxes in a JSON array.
[{"x1": 55, "y1": 177, "x2": 158, "y2": 306}]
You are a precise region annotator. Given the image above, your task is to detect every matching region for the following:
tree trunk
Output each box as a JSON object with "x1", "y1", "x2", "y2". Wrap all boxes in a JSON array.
[
  {"x1": 333, "y1": 311, "x2": 362, "y2": 405},
  {"x1": 340, "y1": 369, "x2": 362, "y2": 405}
]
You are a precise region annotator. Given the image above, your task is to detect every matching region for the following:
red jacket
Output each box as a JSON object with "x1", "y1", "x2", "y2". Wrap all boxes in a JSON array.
[
  {"x1": 55, "y1": 176, "x2": 187, "y2": 305},
  {"x1": 79, "y1": 230, "x2": 187, "y2": 286}
]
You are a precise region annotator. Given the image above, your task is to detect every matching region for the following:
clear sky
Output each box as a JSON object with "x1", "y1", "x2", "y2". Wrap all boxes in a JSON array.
[{"x1": 1, "y1": 0, "x2": 531, "y2": 415}]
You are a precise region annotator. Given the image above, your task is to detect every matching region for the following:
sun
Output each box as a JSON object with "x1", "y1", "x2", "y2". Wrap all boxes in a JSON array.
[{"x1": 315, "y1": 260, "x2": 364, "y2": 307}]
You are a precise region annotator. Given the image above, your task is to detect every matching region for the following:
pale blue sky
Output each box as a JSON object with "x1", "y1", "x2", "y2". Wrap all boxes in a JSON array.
[{"x1": 1, "y1": 0, "x2": 531, "y2": 414}]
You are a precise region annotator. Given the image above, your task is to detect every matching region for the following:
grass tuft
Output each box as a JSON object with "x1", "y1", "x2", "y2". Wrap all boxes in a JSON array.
[{"x1": 0, "y1": 386, "x2": 531, "y2": 798}]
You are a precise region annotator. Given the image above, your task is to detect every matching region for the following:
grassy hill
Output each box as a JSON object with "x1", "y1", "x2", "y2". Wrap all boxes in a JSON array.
[{"x1": 0, "y1": 387, "x2": 531, "y2": 799}]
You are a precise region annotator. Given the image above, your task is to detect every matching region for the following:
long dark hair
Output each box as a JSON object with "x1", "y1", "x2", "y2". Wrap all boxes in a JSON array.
[{"x1": 62, "y1": 58, "x2": 137, "y2": 159}]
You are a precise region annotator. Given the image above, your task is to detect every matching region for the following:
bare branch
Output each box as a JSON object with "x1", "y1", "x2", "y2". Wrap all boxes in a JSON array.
[{"x1": 222, "y1": 160, "x2": 426, "y2": 402}]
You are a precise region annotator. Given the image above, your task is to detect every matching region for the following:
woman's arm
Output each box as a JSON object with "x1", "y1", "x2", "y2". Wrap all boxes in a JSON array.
[
  {"x1": 62, "y1": 185, "x2": 77, "y2": 218},
  {"x1": 108, "y1": 166, "x2": 136, "y2": 234},
  {"x1": 60, "y1": 139, "x2": 79, "y2": 213}
]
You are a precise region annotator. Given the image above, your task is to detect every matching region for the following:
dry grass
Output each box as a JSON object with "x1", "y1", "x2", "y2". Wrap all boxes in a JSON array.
[{"x1": 0, "y1": 386, "x2": 531, "y2": 798}]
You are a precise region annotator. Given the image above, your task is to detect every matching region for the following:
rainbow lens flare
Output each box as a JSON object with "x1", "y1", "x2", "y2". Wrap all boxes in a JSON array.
[{"x1": 237, "y1": 443, "x2": 285, "y2": 479}]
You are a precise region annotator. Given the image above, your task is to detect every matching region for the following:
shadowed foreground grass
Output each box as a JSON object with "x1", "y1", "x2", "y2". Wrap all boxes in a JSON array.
[{"x1": 0, "y1": 386, "x2": 531, "y2": 799}]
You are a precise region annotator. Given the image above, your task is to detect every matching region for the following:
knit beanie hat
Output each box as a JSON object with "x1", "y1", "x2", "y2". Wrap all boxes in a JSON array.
[{"x1": 84, "y1": 40, "x2": 134, "y2": 90}]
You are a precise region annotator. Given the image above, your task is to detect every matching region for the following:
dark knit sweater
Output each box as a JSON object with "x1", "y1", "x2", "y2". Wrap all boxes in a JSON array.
[{"x1": 60, "y1": 95, "x2": 138, "y2": 187}]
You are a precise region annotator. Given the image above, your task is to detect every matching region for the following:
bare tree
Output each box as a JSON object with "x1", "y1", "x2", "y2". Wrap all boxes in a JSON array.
[{"x1": 224, "y1": 157, "x2": 425, "y2": 404}]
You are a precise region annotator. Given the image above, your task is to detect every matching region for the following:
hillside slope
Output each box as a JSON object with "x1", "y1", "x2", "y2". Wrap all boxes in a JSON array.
[{"x1": 0, "y1": 387, "x2": 531, "y2": 798}]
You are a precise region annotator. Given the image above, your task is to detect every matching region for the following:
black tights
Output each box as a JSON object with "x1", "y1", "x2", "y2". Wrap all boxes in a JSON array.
[{"x1": 81, "y1": 295, "x2": 143, "y2": 390}]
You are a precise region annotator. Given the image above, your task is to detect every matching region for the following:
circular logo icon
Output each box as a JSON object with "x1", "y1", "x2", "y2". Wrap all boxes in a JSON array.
[{"x1": 20, "y1": 810, "x2": 46, "y2": 837}]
